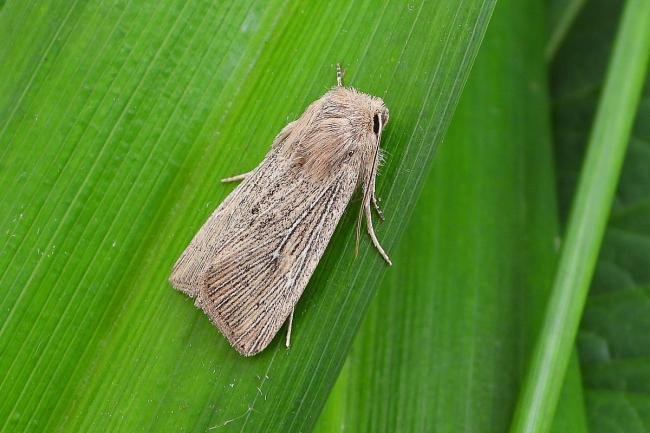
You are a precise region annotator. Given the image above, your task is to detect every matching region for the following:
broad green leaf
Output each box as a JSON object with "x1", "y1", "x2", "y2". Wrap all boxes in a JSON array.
[
  {"x1": 315, "y1": 0, "x2": 588, "y2": 431},
  {"x1": 552, "y1": 0, "x2": 650, "y2": 432},
  {"x1": 0, "y1": 1, "x2": 495, "y2": 432}
]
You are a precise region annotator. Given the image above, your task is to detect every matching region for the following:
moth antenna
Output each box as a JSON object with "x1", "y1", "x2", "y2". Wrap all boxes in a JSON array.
[{"x1": 336, "y1": 63, "x2": 344, "y2": 87}]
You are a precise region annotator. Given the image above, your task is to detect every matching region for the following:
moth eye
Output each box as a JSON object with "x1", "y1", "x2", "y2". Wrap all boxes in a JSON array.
[
  {"x1": 373, "y1": 114, "x2": 380, "y2": 134},
  {"x1": 347, "y1": 150, "x2": 354, "y2": 157}
]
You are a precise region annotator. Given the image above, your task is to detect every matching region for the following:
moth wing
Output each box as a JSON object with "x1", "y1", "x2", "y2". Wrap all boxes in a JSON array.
[
  {"x1": 169, "y1": 123, "x2": 295, "y2": 296},
  {"x1": 169, "y1": 178, "x2": 247, "y2": 296},
  {"x1": 196, "y1": 166, "x2": 358, "y2": 356}
]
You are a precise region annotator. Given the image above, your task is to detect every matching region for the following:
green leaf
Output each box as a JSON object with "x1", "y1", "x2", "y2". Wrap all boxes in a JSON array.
[
  {"x1": 314, "y1": 0, "x2": 588, "y2": 431},
  {"x1": 552, "y1": 0, "x2": 650, "y2": 431},
  {"x1": 0, "y1": 1, "x2": 495, "y2": 432}
]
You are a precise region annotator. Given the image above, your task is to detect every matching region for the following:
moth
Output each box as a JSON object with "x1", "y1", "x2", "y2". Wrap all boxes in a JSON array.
[{"x1": 170, "y1": 65, "x2": 391, "y2": 356}]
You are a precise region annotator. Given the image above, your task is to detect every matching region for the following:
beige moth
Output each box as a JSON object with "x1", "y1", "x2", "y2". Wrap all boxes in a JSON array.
[{"x1": 170, "y1": 65, "x2": 391, "y2": 356}]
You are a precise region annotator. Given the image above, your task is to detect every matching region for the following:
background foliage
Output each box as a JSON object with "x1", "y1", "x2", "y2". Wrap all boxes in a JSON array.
[
  {"x1": 0, "y1": 0, "x2": 648, "y2": 432},
  {"x1": 552, "y1": 1, "x2": 650, "y2": 431}
]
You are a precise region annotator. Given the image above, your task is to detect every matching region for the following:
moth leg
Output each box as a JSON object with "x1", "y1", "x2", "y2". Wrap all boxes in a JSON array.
[
  {"x1": 221, "y1": 170, "x2": 253, "y2": 183},
  {"x1": 285, "y1": 308, "x2": 295, "y2": 348},
  {"x1": 365, "y1": 204, "x2": 392, "y2": 266},
  {"x1": 369, "y1": 162, "x2": 385, "y2": 221},
  {"x1": 371, "y1": 193, "x2": 385, "y2": 221}
]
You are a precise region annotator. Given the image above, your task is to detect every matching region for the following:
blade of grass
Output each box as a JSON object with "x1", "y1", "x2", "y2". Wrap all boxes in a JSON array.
[
  {"x1": 509, "y1": 1, "x2": 650, "y2": 433},
  {"x1": 0, "y1": 1, "x2": 495, "y2": 432},
  {"x1": 545, "y1": 0, "x2": 586, "y2": 61}
]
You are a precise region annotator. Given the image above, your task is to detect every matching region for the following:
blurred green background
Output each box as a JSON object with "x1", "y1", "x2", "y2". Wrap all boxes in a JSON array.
[{"x1": 0, "y1": 0, "x2": 648, "y2": 432}]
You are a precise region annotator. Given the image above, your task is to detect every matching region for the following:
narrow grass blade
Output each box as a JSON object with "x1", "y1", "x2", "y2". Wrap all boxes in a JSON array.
[{"x1": 546, "y1": 0, "x2": 586, "y2": 61}]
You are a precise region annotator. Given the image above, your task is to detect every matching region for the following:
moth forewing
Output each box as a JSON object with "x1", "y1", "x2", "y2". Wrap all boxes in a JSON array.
[
  {"x1": 169, "y1": 130, "x2": 294, "y2": 295},
  {"x1": 170, "y1": 76, "x2": 391, "y2": 356},
  {"x1": 198, "y1": 167, "x2": 359, "y2": 356}
]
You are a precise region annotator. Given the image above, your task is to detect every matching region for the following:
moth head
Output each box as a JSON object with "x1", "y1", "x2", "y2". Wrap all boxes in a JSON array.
[
  {"x1": 324, "y1": 87, "x2": 389, "y2": 140},
  {"x1": 291, "y1": 87, "x2": 390, "y2": 180}
]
